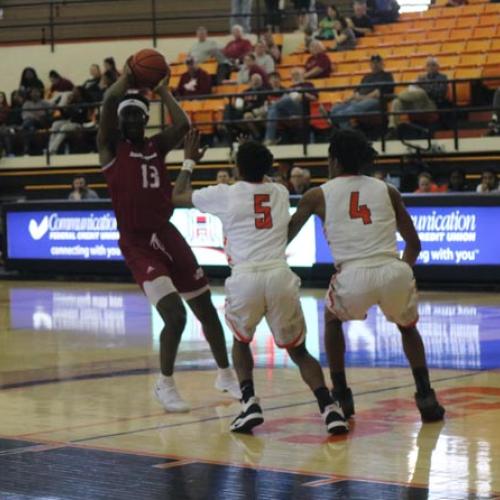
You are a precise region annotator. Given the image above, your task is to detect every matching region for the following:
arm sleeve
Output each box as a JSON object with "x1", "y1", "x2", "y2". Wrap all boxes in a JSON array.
[{"x1": 192, "y1": 185, "x2": 230, "y2": 218}]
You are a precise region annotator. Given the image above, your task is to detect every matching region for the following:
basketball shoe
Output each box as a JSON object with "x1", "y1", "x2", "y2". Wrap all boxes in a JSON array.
[
  {"x1": 153, "y1": 375, "x2": 190, "y2": 413},
  {"x1": 322, "y1": 402, "x2": 349, "y2": 435},
  {"x1": 215, "y1": 367, "x2": 242, "y2": 400},
  {"x1": 331, "y1": 387, "x2": 355, "y2": 419},
  {"x1": 230, "y1": 396, "x2": 264, "y2": 433},
  {"x1": 415, "y1": 389, "x2": 445, "y2": 422}
]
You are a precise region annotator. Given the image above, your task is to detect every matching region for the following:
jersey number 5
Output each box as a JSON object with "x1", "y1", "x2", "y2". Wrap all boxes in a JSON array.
[
  {"x1": 254, "y1": 194, "x2": 273, "y2": 229},
  {"x1": 349, "y1": 191, "x2": 372, "y2": 225},
  {"x1": 141, "y1": 164, "x2": 160, "y2": 189}
]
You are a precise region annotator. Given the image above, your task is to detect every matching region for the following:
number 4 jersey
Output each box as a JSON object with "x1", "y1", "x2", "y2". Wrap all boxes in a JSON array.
[
  {"x1": 102, "y1": 135, "x2": 173, "y2": 237},
  {"x1": 321, "y1": 175, "x2": 398, "y2": 266},
  {"x1": 192, "y1": 181, "x2": 290, "y2": 266}
]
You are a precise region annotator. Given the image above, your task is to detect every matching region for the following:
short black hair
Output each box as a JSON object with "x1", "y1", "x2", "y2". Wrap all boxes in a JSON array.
[
  {"x1": 236, "y1": 141, "x2": 274, "y2": 182},
  {"x1": 328, "y1": 129, "x2": 376, "y2": 174},
  {"x1": 49, "y1": 70, "x2": 60, "y2": 79}
]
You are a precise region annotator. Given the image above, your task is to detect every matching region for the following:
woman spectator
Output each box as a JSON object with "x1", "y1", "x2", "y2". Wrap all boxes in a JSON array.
[
  {"x1": 414, "y1": 172, "x2": 440, "y2": 193},
  {"x1": 254, "y1": 41, "x2": 275, "y2": 74},
  {"x1": 82, "y1": 64, "x2": 103, "y2": 103},
  {"x1": 103, "y1": 57, "x2": 120, "y2": 80},
  {"x1": 331, "y1": 17, "x2": 357, "y2": 51},
  {"x1": 304, "y1": 40, "x2": 332, "y2": 79},
  {"x1": 99, "y1": 70, "x2": 117, "y2": 92},
  {"x1": 476, "y1": 169, "x2": 499, "y2": 193},
  {"x1": 260, "y1": 30, "x2": 282, "y2": 64},
  {"x1": 446, "y1": 169, "x2": 468, "y2": 192},
  {"x1": 19, "y1": 67, "x2": 45, "y2": 98},
  {"x1": 49, "y1": 70, "x2": 74, "y2": 107},
  {"x1": 317, "y1": 5, "x2": 340, "y2": 40}
]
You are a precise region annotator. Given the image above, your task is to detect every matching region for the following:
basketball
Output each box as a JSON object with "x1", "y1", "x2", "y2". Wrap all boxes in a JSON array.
[{"x1": 129, "y1": 48, "x2": 169, "y2": 89}]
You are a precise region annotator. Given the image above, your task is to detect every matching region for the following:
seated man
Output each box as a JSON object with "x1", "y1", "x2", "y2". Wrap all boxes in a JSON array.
[
  {"x1": 347, "y1": 1, "x2": 374, "y2": 38},
  {"x1": 264, "y1": 67, "x2": 317, "y2": 145},
  {"x1": 218, "y1": 25, "x2": 254, "y2": 82},
  {"x1": 222, "y1": 73, "x2": 268, "y2": 142},
  {"x1": 304, "y1": 40, "x2": 332, "y2": 79},
  {"x1": 329, "y1": 55, "x2": 394, "y2": 130},
  {"x1": 176, "y1": 57, "x2": 212, "y2": 97},
  {"x1": 189, "y1": 26, "x2": 226, "y2": 65},
  {"x1": 387, "y1": 57, "x2": 448, "y2": 137},
  {"x1": 414, "y1": 172, "x2": 440, "y2": 193},
  {"x1": 254, "y1": 41, "x2": 275, "y2": 74},
  {"x1": 237, "y1": 54, "x2": 270, "y2": 86},
  {"x1": 68, "y1": 175, "x2": 99, "y2": 200}
]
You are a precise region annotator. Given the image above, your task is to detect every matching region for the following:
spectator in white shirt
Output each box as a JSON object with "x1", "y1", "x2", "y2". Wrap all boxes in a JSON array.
[
  {"x1": 476, "y1": 169, "x2": 499, "y2": 193},
  {"x1": 254, "y1": 42, "x2": 275, "y2": 74}
]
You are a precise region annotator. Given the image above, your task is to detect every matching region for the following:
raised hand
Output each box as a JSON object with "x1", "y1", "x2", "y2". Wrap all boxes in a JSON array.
[{"x1": 184, "y1": 128, "x2": 208, "y2": 163}]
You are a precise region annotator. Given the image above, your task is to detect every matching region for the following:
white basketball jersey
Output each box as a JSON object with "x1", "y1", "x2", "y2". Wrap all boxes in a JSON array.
[
  {"x1": 321, "y1": 175, "x2": 398, "y2": 266},
  {"x1": 192, "y1": 181, "x2": 290, "y2": 266}
]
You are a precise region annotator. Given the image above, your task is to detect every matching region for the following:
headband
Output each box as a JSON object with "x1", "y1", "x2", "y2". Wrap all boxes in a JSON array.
[{"x1": 117, "y1": 98, "x2": 149, "y2": 117}]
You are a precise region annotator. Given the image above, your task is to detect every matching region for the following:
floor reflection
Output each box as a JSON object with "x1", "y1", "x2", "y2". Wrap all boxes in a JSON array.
[{"x1": 9, "y1": 287, "x2": 500, "y2": 371}]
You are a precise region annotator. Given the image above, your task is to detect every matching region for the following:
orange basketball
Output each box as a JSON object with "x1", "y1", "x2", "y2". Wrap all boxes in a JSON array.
[{"x1": 130, "y1": 49, "x2": 169, "y2": 89}]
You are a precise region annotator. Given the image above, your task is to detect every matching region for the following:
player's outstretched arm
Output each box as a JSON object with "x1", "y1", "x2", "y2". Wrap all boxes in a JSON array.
[
  {"x1": 96, "y1": 66, "x2": 133, "y2": 166},
  {"x1": 388, "y1": 185, "x2": 421, "y2": 266},
  {"x1": 172, "y1": 129, "x2": 208, "y2": 207},
  {"x1": 287, "y1": 187, "x2": 324, "y2": 244},
  {"x1": 154, "y1": 77, "x2": 191, "y2": 157}
]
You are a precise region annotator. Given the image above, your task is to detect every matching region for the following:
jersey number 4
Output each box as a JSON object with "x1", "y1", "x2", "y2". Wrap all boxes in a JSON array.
[
  {"x1": 254, "y1": 194, "x2": 273, "y2": 229},
  {"x1": 141, "y1": 164, "x2": 160, "y2": 189},
  {"x1": 349, "y1": 191, "x2": 372, "y2": 225}
]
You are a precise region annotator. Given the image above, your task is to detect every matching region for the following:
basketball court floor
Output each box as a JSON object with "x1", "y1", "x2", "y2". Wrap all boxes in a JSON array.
[{"x1": 1, "y1": 280, "x2": 499, "y2": 499}]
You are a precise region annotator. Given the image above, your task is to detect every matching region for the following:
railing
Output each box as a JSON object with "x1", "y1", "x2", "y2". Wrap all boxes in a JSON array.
[
  {"x1": 0, "y1": 0, "x2": 330, "y2": 51},
  {"x1": 1, "y1": 75, "x2": 497, "y2": 165}
]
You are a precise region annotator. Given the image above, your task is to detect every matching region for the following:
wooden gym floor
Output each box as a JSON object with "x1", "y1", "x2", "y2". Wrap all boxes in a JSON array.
[{"x1": 0, "y1": 281, "x2": 499, "y2": 499}]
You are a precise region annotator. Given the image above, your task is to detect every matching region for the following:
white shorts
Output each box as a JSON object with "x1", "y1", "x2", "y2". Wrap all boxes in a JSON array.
[
  {"x1": 224, "y1": 262, "x2": 306, "y2": 349},
  {"x1": 326, "y1": 259, "x2": 419, "y2": 327}
]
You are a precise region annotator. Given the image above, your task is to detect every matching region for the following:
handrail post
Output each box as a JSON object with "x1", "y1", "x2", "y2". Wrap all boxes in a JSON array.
[
  {"x1": 451, "y1": 80, "x2": 458, "y2": 151},
  {"x1": 302, "y1": 90, "x2": 308, "y2": 157},
  {"x1": 49, "y1": 2, "x2": 55, "y2": 52},
  {"x1": 151, "y1": 0, "x2": 158, "y2": 48},
  {"x1": 256, "y1": 0, "x2": 262, "y2": 38}
]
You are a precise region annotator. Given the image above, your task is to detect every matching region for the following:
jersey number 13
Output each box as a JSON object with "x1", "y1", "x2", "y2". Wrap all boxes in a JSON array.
[{"x1": 141, "y1": 164, "x2": 160, "y2": 189}]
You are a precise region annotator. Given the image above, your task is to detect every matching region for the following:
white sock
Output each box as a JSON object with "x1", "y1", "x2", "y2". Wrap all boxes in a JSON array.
[
  {"x1": 159, "y1": 374, "x2": 175, "y2": 387},
  {"x1": 217, "y1": 367, "x2": 233, "y2": 378}
]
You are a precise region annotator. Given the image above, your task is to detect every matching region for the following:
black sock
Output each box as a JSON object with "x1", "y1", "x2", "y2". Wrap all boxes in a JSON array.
[
  {"x1": 412, "y1": 367, "x2": 431, "y2": 395},
  {"x1": 314, "y1": 386, "x2": 333, "y2": 413},
  {"x1": 331, "y1": 371, "x2": 348, "y2": 394},
  {"x1": 240, "y1": 379, "x2": 255, "y2": 403}
]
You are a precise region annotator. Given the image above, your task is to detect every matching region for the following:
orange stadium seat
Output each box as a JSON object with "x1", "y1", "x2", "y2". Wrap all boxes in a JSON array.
[
  {"x1": 391, "y1": 45, "x2": 415, "y2": 58},
  {"x1": 325, "y1": 76, "x2": 352, "y2": 89},
  {"x1": 214, "y1": 83, "x2": 237, "y2": 95},
  {"x1": 199, "y1": 62, "x2": 217, "y2": 75},
  {"x1": 473, "y1": 27, "x2": 497, "y2": 39},
  {"x1": 460, "y1": 5, "x2": 485, "y2": 16},
  {"x1": 336, "y1": 62, "x2": 362, "y2": 75},
  {"x1": 438, "y1": 55, "x2": 460, "y2": 69},
  {"x1": 456, "y1": 16, "x2": 478, "y2": 29},
  {"x1": 465, "y1": 39, "x2": 492, "y2": 53},
  {"x1": 454, "y1": 67, "x2": 482, "y2": 105},
  {"x1": 281, "y1": 54, "x2": 306, "y2": 66},
  {"x1": 458, "y1": 53, "x2": 487, "y2": 67},
  {"x1": 434, "y1": 18, "x2": 457, "y2": 30},
  {"x1": 448, "y1": 29, "x2": 473, "y2": 41},
  {"x1": 400, "y1": 70, "x2": 422, "y2": 83},
  {"x1": 343, "y1": 50, "x2": 368, "y2": 62},
  {"x1": 492, "y1": 39, "x2": 500, "y2": 51},
  {"x1": 415, "y1": 43, "x2": 442, "y2": 56},
  {"x1": 384, "y1": 58, "x2": 409, "y2": 72},
  {"x1": 424, "y1": 30, "x2": 449, "y2": 43},
  {"x1": 408, "y1": 56, "x2": 428, "y2": 69},
  {"x1": 441, "y1": 41, "x2": 466, "y2": 54},
  {"x1": 478, "y1": 15, "x2": 499, "y2": 27},
  {"x1": 484, "y1": 3, "x2": 500, "y2": 13},
  {"x1": 327, "y1": 52, "x2": 346, "y2": 64}
]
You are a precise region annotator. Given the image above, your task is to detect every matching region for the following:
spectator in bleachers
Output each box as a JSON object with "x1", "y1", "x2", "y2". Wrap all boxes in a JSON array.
[
  {"x1": 446, "y1": 0, "x2": 468, "y2": 6},
  {"x1": 21, "y1": 87, "x2": 51, "y2": 155},
  {"x1": 487, "y1": 89, "x2": 500, "y2": 136},
  {"x1": 260, "y1": 30, "x2": 282, "y2": 64},
  {"x1": 68, "y1": 175, "x2": 99, "y2": 200},
  {"x1": 386, "y1": 57, "x2": 448, "y2": 136},
  {"x1": 189, "y1": 27, "x2": 225, "y2": 65},
  {"x1": 293, "y1": 0, "x2": 317, "y2": 33},
  {"x1": 224, "y1": 25, "x2": 254, "y2": 65},
  {"x1": 317, "y1": 5, "x2": 340, "y2": 40},
  {"x1": 176, "y1": 57, "x2": 212, "y2": 97},
  {"x1": 254, "y1": 41, "x2": 275, "y2": 74},
  {"x1": 237, "y1": 54, "x2": 270, "y2": 85},
  {"x1": 222, "y1": 73, "x2": 268, "y2": 142},
  {"x1": 264, "y1": 0, "x2": 282, "y2": 32},
  {"x1": 230, "y1": 0, "x2": 253, "y2": 33},
  {"x1": 49, "y1": 70, "x2": 75, "y2": 107},
  {"x1": 103, "y1": 57, "x2": 120, "y2": 81},
  {"x1": 18, "y1": 67, "x2": 45, "y2": 98},
  {"x1": 331, "y1": 18, "x2": 357, "y2": 51},
  {"x1": 367, "y1": 0, "x2": 399, "y2": 24},
  {"x1": 216, "y1": 169, "x2": 234, "y2": 185},
  {"x1": 329, "y1": 55, "x2": 394, "y2": 130},
  {"x1": 304, "y1": 40, "x2": 332, "y2": 79},
  {"x1": 99, "y1": 70, "x2": 117, "y2": 92},
  {"x1": 414, "y1": 172, "x2": 439, "y2": 193},
  {"x1": 446, "y1": 169, "x2": 468, "y2": 192},
  {"x1": 476, "y1": 169, "x2": 499, "y2": 193},
  {"x1": 1, "y1": 91, "x2": 24, "y2": 156},
  {"x1": 264, "y1": 67, "x2": 317, "y2": 145},
  {"x1": 48, "y1": 86, "x2": 90, "y2": 154},
  {"x1": 303, "y1": 168, "x2": 312, "y2": 191},
  {"x1": 268, "y1": 72, "x2": 285, "y2": 102},
  {"x1": 347, "y1": 1, "x2": 374, "y2": 38},
  {"x1": 289, "y1": 166, "x2": 311, "y2": 195},
  {"x1": 82, "y1": 64, "x2": 103, "y2": 103}
]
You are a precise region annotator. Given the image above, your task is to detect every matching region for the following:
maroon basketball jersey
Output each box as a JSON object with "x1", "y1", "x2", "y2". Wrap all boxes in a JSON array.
[{"x1": 103, "y1": 135, "x2": 173, "y2": 238}]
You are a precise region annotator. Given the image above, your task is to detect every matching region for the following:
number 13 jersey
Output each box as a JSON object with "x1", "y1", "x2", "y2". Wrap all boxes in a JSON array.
[
  {"x1": 192, "y1": 181, "x2": 290, "y2": 266},
  {"x1": 321, "y1": 175, "x2": 398, "y2": 267},
  {"x1": 102, "y1": 136, "x2": 173, "y2": 238}
]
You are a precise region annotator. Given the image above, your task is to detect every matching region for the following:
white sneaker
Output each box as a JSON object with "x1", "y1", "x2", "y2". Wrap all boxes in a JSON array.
[
  {"x1": 153, "y1": 376, "x2": 190, "y2": 413},
  {"x1": 214, "y1": 368, "x2": 242, "y2": 400}
]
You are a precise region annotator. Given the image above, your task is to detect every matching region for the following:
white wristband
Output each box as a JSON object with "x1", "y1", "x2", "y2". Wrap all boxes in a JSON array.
[{"x1": 181, "y1": 159, "x2": 195, "y2": 173}]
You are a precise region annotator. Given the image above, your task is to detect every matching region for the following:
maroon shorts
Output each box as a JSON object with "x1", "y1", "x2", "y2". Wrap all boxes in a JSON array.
[{"x1": 120, "y1": 223, "x2": 209, "y2": 304}]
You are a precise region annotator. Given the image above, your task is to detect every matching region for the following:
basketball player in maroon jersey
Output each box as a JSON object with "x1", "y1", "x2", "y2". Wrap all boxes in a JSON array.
[{"x1": 97, "y1": 63, "x2": 240, "y2": 412}]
